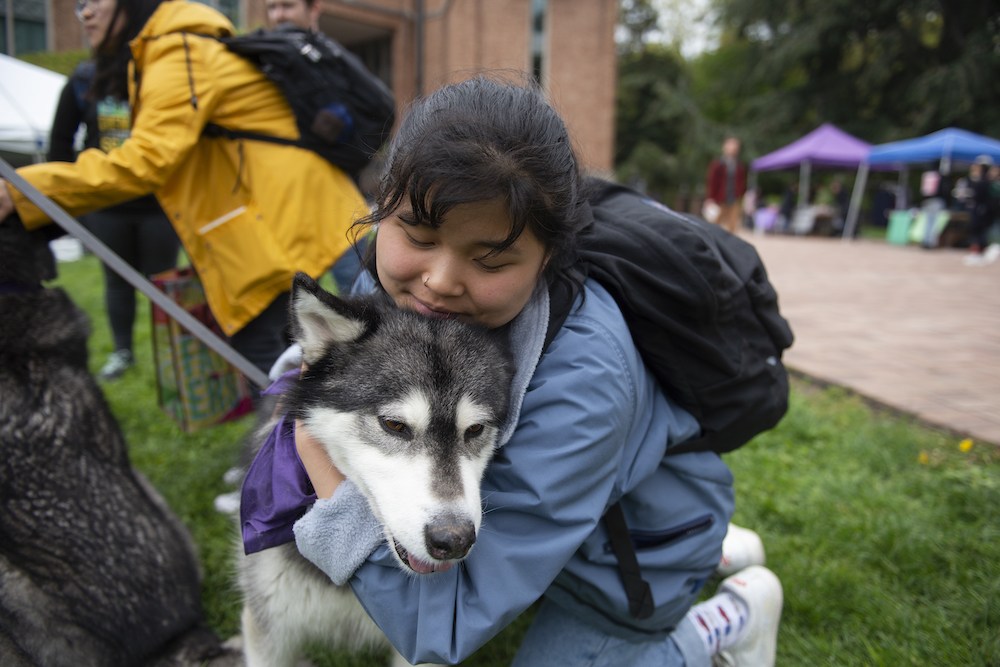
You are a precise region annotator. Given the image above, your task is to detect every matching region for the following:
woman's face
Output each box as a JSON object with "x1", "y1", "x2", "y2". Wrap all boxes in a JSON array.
[
  {"x1": 376, "y1": 199, "x2": 550, "y2": 329},
  {"x1": 79, "y1": 0, "x2": 125, "y2": 49}
]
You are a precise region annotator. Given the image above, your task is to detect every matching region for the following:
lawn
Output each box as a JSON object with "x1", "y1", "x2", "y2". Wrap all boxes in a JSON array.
[{"x1": 51, "y1": 252, "x2": 999, "y2": 666}]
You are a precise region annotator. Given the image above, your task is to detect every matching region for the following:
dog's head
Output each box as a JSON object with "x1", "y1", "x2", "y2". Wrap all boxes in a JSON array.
[
  {"x1": 0, "y1": 215, "x2": 58, "y2": 286},
  {"x1": 287, "y1": 272, "x2": 514, "y2": 574}
]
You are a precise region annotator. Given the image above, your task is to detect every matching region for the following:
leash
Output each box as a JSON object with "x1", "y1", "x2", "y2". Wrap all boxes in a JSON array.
[{"x1": 0, "y1": 156, "x2": 270, "y2": 389}]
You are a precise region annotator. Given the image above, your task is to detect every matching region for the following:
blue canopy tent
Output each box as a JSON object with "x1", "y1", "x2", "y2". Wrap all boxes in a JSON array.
[{"x1": 843, "y1": 128, "x2": 1000, "y2": 240}]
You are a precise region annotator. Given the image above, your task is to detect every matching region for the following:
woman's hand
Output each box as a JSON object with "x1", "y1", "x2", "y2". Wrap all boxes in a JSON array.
[
  {"x1": 0, "y1": 180, "x2": 14, "y2": 220},
  {"x1": 295, "y1": 419, "x2": 345, "y2": 499}
]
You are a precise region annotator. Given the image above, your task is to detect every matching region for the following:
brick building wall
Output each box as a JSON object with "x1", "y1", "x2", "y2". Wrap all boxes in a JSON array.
[
  {"x1": 310, "y1": 0, "x2": 618, "y2": 172},
  {"x1": 40, "y1": 0, "x2": 617, "y2": 171}
]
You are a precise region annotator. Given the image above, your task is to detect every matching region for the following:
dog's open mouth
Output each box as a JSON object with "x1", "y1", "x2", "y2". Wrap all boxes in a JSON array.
[{"x1": 393, "y1": 539, "x2": 454, "y2": 575}]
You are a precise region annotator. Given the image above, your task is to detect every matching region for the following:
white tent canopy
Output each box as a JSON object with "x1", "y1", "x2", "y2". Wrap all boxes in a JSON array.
[{"x1": 0, "y1": 54, "x2": 67, "y2": 159}]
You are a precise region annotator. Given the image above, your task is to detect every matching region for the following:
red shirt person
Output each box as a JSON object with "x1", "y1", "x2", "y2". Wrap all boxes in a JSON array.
[{"x1": 704, "y1": 137, "x2": 748, "y2": 234}]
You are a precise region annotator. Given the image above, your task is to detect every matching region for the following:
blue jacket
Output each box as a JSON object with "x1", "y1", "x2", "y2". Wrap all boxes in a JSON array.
[{"x1": 290, "y1": 277, "x2": 735, "y2": 664}]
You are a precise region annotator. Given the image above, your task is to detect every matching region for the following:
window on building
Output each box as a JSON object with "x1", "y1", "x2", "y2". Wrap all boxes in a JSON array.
[
  {"x1": 1, "y1": 0, "x2": 48, "y2": 56},
  {"x1": 531, "y1": 0, "x2": 547, "y2": 85},
  {"x1": 320, "y1": 15, "x2": 393, "y2": 90}
]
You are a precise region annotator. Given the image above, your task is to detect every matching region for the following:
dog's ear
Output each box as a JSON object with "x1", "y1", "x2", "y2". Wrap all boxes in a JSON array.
[
  {"x1": 0, "y1": 214, "x2": 57, "y2": 284},
  {"x1": 290, "y1": 272, "x2": 378, "y2": 365}
]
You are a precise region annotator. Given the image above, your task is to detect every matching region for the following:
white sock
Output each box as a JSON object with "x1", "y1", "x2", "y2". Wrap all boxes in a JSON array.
[{"x1": 686, "y1": 591, "x2": 750, "y2": 655}]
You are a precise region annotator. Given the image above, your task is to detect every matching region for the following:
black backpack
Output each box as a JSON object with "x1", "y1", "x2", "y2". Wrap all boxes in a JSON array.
[
  {"x1": 546, "y1": 180, "x2": 794, "y2": 620},
  {"x1": 204, "y1": 25, "x2": 396, "y2": 176}
]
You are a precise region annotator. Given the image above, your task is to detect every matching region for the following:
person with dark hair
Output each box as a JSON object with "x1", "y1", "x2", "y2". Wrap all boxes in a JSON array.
[
  {"x1": 265, "y1": 0, "x2": 320, "y2": 32},
  {"x1": 260, "y1": 0, "x2": 374, "y2": 296},
  {"x1": 704, "y1": 136, "x2": 748, "y2": 234},
  {"x1": 246, "y1": 77, "x2": 783, "y2": 667},
  {"x1": 0, "y1": 0, "x2": 366, "y2": 374},
  {"x1": 48, "y1": 49, "x2": 180, "y2": 380},
  {"x1": 964, "y1": 156, "x2": 998, "y2": 266}
]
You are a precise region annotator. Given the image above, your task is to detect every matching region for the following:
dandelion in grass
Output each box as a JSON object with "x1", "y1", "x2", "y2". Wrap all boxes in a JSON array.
[
  {"x1": 918, "y1": 451, "x2": 930, "y2": 464},
  {"x1": 959, "y1": 439, "x2": 973, "y2": 452}
]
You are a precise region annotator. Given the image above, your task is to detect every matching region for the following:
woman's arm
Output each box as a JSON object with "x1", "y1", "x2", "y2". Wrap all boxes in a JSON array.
[
  {"x1": 48, "y1": 77, "x2": 85, "y2": 163},
  {"x1": 294, "y1": 300, "x2": 644, "y2": 664},
  {"x1": 8, "y1": 34, "x2": 224, "y2": 228},
  {"x1": 294, "y1": 420, "x2": 345, "y2": 498}
]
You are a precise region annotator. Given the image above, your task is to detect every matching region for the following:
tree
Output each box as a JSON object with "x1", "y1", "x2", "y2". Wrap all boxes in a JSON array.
[
  {"x1": 615, "y1": 44, "x2": 721, "y2": 202},
  {"x1": 708, "y1": 0, "x2": 1000, "y2": 144},
  {"x1": 618, "y1": 0, "x2": 661, "y2": 53}
]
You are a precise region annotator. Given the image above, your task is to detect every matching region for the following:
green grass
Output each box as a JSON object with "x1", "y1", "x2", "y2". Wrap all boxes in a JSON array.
[
  {"x1": 18, "y1": 50, "x2": 90, "y2": 76},
  {"x1": 52, "y1": 254, "x2": 1000, "y2": 665}
]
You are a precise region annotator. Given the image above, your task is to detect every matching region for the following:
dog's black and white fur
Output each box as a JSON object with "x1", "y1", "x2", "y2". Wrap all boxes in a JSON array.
[
  {"x1": 236, "y1": 273, "x2": 514, "y2": 667},
  {"x1": 0, "y1": 217, "x2": 238, "y2": 667}
]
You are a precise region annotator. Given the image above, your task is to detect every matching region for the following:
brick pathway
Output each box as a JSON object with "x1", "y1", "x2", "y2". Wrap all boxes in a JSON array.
[{"x1": 744, "y1": 233, "x2": 1000, "y2": 445}]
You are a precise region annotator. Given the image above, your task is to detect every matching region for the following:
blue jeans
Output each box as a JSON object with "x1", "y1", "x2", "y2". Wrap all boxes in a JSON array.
[{"x1": 512, "y1": 599, "x2": 710, "y2": 667}]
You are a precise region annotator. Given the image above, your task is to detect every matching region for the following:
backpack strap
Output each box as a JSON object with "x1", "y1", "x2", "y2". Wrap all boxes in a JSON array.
[
  {"x1": 604, "y1": 501, "x2": 655, "y2": 620},
  {"x1": 202, "y1": 122, "x2": 302, "y2": 148}
]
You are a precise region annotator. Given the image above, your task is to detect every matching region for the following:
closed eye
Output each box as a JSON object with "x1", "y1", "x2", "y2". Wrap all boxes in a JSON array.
[
  {"x1": 475, "y1": 259, "x2": 507, "y2": 273},
  {"x1": 404, "y1": 230, "x2": 434, "y2": 248}
]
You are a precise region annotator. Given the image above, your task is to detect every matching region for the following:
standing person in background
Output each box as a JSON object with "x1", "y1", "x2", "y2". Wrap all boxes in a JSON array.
[
  {"x1": 0, "y1": 0, "x2": 366, "y2": 375},
  {"x1": 704, "y1": 136, "x2": 748, "y2": 235},
  {"x1": 918, "y1": 167, "x2": 952, "y2": 249},
  {"x1": 264, "y1": 0, "x2": 372, "y2": 295},
  {"x1": 829, "y1": 180, "x2": 850, "y2": 237},
  {"x1": 48, "y1": 54, "x2": 181, "y2": 380},
  {"x1": 265, "y1": 0, "x2": 319, "y2": 31},
  {"x1": 964, "y1": 156, "x2": 996, "y2": 266}
]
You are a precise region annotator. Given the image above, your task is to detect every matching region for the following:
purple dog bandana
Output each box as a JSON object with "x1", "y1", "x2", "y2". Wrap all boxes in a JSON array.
[{"x1": 240, "y1": 370, "x2": 317, "y2": 554}]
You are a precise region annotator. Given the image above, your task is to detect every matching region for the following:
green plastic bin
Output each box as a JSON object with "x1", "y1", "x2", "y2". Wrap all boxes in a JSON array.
[{"x1": 886, "y1": 210, "x2": 913, "y2": 245}]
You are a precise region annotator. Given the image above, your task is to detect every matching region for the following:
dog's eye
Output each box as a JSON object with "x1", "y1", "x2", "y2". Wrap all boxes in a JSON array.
[
  {"x1": 380, "y1": 417, "x2": 411, "y2": 438},
  {"x1": 466, "y1": 424, "x2": 484, "y2": 437}
]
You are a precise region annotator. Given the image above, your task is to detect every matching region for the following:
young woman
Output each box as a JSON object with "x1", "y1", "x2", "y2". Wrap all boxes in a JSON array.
[
  {"x1": 248, "y1": 77, "x2": 784, "y2": 667},
  {"x1": 0, "y1": 0, "x2": 366, "y2": 373},
  {"x1": 47, "y1": 2, "x2": 181, "y2": 380}
]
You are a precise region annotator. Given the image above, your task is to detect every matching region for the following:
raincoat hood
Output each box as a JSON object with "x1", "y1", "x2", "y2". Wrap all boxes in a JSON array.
[{"x1": 132, "y1": 0, "x2": 232, "y2": 58}]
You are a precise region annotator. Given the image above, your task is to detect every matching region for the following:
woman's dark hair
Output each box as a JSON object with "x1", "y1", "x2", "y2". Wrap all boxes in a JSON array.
[
  {"x1": 89, "y1": 0, "x2": 166, "y2": 100},
  {"x1": 356, "y1": 75, "x2": 592, "y2": 294}
]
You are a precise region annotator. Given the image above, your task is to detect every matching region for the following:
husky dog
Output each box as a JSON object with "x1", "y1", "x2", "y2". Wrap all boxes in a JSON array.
[
  {"x1": 0, "y1": 217, "x2": 238, "y2": 667},
  {"x1": 237, "y1": 273, "x2": 514, "y2": 667}
]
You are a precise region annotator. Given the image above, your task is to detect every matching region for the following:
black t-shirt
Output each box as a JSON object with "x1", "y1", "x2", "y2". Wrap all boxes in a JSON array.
[{"x1": 48, "y1": 61, "x2": 160, "y2": 215}]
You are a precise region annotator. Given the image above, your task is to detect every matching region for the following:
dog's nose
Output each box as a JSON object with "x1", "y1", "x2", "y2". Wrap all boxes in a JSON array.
[{"x1": 424, "y1": 520, "x2": 476, "y2": 561}]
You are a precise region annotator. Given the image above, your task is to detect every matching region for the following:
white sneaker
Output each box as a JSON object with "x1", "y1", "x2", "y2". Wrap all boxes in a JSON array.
[
  {"x1": 717, "y1": 523, "x2": 766, "y2": 577},
  {"x1": 222, "y1": 466, "x2": 246, "y2": 487},
  {"x1": 716, "y1": 566, "x2": 783, "y2": 667},
  {"x1": 984, "y1": 244, "x2": 1000, "y2": 263},
  {"x1": 213, "y1": 490, "x2": 241, "y2": 515},
  {"x1": 963, "y1": 253, "x2": 986, "y2": 267}
]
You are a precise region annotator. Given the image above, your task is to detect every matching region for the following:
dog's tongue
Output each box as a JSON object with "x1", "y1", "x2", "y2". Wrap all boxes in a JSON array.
[{"x1": 407, "y1": 553, "x2": 454, "y2": 574}]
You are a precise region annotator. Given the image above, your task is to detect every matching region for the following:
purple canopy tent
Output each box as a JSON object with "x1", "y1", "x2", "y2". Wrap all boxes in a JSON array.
[
  {"x1": 751, "y1": 123, "x2": 876, "y2": 210},
  {"x1": 752, "y1": 123, "x2": 873, "y2": 171}
]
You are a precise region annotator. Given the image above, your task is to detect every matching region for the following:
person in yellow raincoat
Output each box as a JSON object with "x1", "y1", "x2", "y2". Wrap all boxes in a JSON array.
[{"x1": 0, "y1": 0, "x2": 369, "y2": 374}]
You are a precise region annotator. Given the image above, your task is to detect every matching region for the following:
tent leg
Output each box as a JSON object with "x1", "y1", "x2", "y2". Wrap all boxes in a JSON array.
[
  {"x1": 798, "y1": 160, "x2": 811, "y2": 209},
  {"x1": 842, "y1": 162, "x2": 869, "y2": 243},
  {"x1": 897, "y1": 167, "x2": 909, "y2": 209}
]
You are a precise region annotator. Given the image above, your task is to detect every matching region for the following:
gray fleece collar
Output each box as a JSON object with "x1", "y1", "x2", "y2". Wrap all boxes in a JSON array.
[{"x1": 495, "y1": 279, "x2": 549, "y2": 448}]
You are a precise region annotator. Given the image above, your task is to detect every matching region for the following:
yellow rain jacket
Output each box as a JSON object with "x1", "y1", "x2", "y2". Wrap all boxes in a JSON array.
[{"x1": 10, "y1": 0, "x2": 368, "y2": 335}]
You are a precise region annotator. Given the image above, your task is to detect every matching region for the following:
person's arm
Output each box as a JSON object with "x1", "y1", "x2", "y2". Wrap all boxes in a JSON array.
[
  {"x1": 48, "y1": 77, "x2": 85, "y2": 163},
  {"x1": 293, "y1": 310, "x2": 644, "y2": 664},
  {"x1": 294, "y1": 419, "x2": 345, "y2": 498},
  {"x1": 7, "y1": 34, "x2": 225, "y2": 228}
]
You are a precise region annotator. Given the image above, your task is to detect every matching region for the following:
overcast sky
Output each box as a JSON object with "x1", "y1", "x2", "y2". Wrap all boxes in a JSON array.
[{"x1": 652, "y1": 0, "x2": 720, "y2": 58}]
